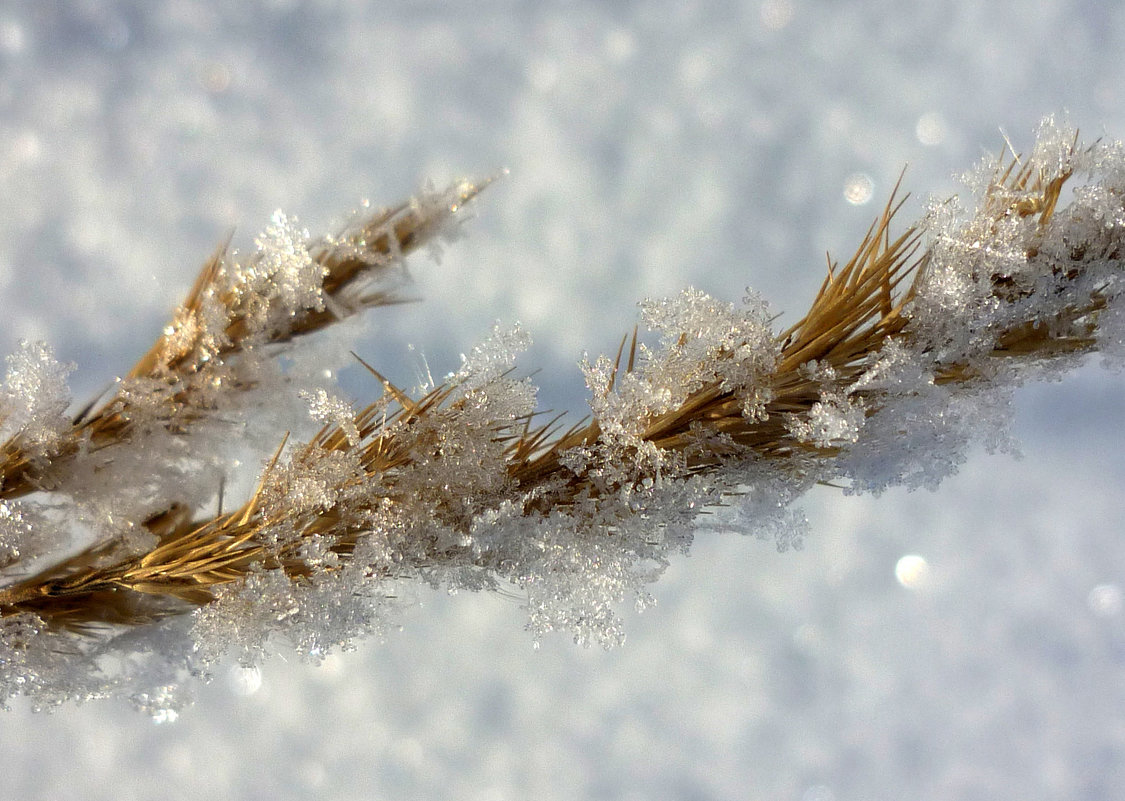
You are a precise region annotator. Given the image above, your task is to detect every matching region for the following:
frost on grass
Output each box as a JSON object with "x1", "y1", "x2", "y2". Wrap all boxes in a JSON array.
[
  {"x1": 0, "y1": 340, "x2": 73, "y2": 470},
  {"x1": 786, "y1": 362, "x2": 866, "y2": 449},
  {"x1": 4, "y1": 120, "x2": 1125, "y2": 712},
  {"x1": 301, "y1": 388, "x2": 360, "y2": 446},
  {"x1": 636, "y1": 287, "x2": 778, "y2": 422},
  {"x1": 832, "y1": 117, "x2": 1125, "y2": 493},
  {"x1": 249, "y1": 211, "x2": 326, "y2": 320}
]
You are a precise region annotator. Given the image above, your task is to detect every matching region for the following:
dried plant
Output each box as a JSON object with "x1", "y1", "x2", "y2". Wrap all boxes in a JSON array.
[{"x1": 1, "y1": 117, "x2": 1123, "y2": 713}]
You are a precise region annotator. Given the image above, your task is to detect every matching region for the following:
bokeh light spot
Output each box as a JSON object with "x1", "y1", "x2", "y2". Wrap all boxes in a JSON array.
[
  {"x1": 761, "y1": 0, "x2": 795, "y2": 30},
  {"x1": 895, "y1": 554, "x2": 929, "y2": 588},
  {"x1": 843, "y1": 173, "x2": 874, "y2": 205},
  {"x1": 1088, "y1": 583, "x2": 1123, "y2": 617},
  {"x1": 916, "y1": 111, "x2": 947, "y2": 146}
]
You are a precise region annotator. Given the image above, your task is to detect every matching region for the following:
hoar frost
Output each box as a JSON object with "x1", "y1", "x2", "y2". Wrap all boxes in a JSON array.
[
  {"x1": 4, "y1": 120, "x2": 1125, "y2": 712},
  {"x1": 0, "y1": 341, "x2": 73, "y2": 469},
  {"x1": 248, "y1": 211, "x2": 326, "y2": 320}
]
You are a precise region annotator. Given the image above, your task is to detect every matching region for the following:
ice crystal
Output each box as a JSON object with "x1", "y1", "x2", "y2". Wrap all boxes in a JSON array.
[
  {"x1": 592, "y1": 287, "x2": 778, "y2": 438},
  {"x1": 190, "y1": 537, "x2": 403, "y2": 669},
  {"x1": 789, "y1": 389, "x2": 866, "y2": 448},
  {"x1": 0, "y1": 501, "x2": 33, "y2": 568},
  {"x1": 452, "y1": 322, "x2": 533, "y2": 391},
  {"x1": 721, "y1": 466, "x2": 812, "y2": 553},
  {"x1": 0, "y1": 340, "x2": 73, "y2": 467},
  {"x1": 301, "y1": 388, "x2": 360, "y2": 446},
  {"x1": 0, "y1": 612, "x2": 200, "y2": 712},
  {"x1": 252, "y1": 211, "x2": 325, "y2": 316}
]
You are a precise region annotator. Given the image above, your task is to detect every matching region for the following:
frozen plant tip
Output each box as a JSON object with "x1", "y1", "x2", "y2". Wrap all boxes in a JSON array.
[{"x1": 2, "y1": 117, "x2": 1125, "y2": 712}]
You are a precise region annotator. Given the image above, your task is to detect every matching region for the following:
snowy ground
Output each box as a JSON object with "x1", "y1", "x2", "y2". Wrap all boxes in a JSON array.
[{"x1": 2, "y1": 1, "x2": 1125, "y2": 799}]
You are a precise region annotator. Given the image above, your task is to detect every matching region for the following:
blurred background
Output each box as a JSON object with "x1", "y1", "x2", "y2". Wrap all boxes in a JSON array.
[{"x1": 2, "y1": 1, "x2": 1125, "y2": 799}]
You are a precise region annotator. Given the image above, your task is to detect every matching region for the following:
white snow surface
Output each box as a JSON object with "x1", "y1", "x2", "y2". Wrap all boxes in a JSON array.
[{"x1": 3, "y1": 1, "x2": 1125, "y2": 799}]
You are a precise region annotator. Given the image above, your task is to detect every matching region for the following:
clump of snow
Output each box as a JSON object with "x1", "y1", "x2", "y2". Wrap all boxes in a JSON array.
[
  {"x1": 788, "y1": 388, "x2": 866, "y2": 448},
  {"x1": 0, "y1": 340, "x2": 74, "y2": 469},
  {"x1": 638, "y1": 287, "x2": 778, "y2": 419},
  {"x1": 567, "y1": 288, "x2": 777, "y2": 498},
  {"x1": 250, "y1": 211, "x2": 326, "y2": 319},
  {"x1": 300, "y1": 388, "x2": 359, "y2": 446},
  {"x1": 590, "y1": 287, "x2": 777, "y2": 440},
  {"x1": 0, "y1": 611, "x2": 201, "y2": 713},
  {"x1": 0, "y1": 501, "x2": 33, "y2": 568},
  {"x1": 451, "y1": 322, "x2": 533, "y2": 391}
]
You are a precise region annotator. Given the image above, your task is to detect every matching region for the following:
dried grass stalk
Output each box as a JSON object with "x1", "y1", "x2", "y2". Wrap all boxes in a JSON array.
[{"x1": 1, "y1": 120, "x2": 1123, "y2": 709}]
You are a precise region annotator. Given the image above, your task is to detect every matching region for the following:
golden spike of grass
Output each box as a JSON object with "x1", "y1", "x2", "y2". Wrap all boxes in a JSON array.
[
  {"x1": 0, "y1": 179, "x2": 489, "y2": 501},
  {"x1": 1, "y1": 136, "x2": 1116, "y2": 629}
]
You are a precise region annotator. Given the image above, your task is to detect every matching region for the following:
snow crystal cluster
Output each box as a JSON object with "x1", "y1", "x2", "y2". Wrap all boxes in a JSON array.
[
  {"x1": 3, "y1": 119, "x2": 1125, "y2": 712},
  {"x1": 834, "y1": 118, "x2": 1125, "y2": 492},
  {"x1": 0, "y1": 341, "x2": 73, "y2": 468}
]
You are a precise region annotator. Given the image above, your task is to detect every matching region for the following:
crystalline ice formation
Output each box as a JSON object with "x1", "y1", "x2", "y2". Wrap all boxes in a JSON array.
[
  {"x1": 251, "y1": 211, "x2": 325, "y2": 318},
  {"x1": 0, "y1": 340, "x2": 73, "y2": 466},
  {"x1": 5, "y1": 119, "x2": 1125, "y2": 710}
]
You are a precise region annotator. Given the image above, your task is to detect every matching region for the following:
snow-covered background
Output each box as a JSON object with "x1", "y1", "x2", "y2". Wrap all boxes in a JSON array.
[{"x1": 3, "y1": 1, "x2": 1125, "y2": 799}]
